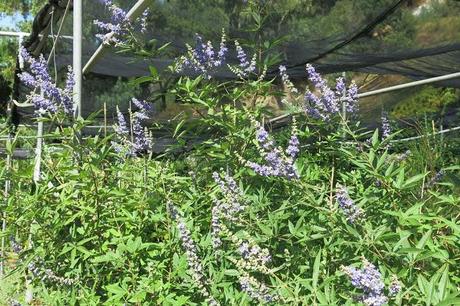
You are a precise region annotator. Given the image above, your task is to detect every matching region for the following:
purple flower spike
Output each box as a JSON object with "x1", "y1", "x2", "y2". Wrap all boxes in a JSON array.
[
  {"x1": 279, "y1": 65, "x2": 298, "y2": 94},
  {"x1": 217, "y1": 32, "x2": 228, "y2": 65},
  {"x1": 94, "y1": 0, "x2": 145, "y2": 45},
  {"x1": 304, "y1": 64, "x2": 358, "y2": 121},
  {"x1": 389, "y1": 276, "x2": 401, "y2": 296},
  {"x1": 336, "y1": 185, "x2": 364, "y2": 223},
  {"x1": 335, "y1": 77, "x2": 346, "y2": 95},
  {"x1": 231, "y1": 40, "x2": 256, "y2": 78},
  {"x1": 177, "y1": 32, "x2": 228, "y2": 79},
  {"x1": 115, "y1": 108, "x2": 129, "y2": 136},
  {"x1": 61, "y1": 66, "x2": 75, "y2": 114},
  {"x1": 140, "y1": 8, "x2": 149, "y2": 33},
  {"x1": 211, "y1": 172, "x2": 245, "y2": 249},
  {"x1": 132, "y1": 97, "x2": 152, "y2": 120},
  {"x1": 286, "y1": 135, "x2": 300, "y2": 158},
  {"x1": 306, "y1": 63, "x2": 327, "y2": 89},
  {"x1": 18, "y1": 47, "x2": 74, "y2": 115},
  {"x1": 239, "y1": 273, "x2": 277, "y2": 304},
  {"x1": 167, "y1": 203, "x2": 220, "y2": 306},
  {"x1": 342, "y1": 258, "x2": 388, "y2": 306},
  {"x1": 19, "y1": 72, "x2": 36, "y2": 87},
  {"x1": 381, "y1": 112, "x2": 391, "y2": 140},
  {"x1": 133, "y1": 116, "x2": 152, "y2": 153},
  {"x1": 242, "y1": 120, "x2": 299, "y2": 179},
  {"x1": 112, "y1": 98, "x2": 153, "y2": 156},
  {"x1": 425, "y1": 169, "x2": 445, "y2": 189}
]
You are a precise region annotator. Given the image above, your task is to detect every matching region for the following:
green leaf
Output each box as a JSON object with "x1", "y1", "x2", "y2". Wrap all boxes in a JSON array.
[
  {"x1": 312, "y1": 249, "x2": 321, "y2": 290},
  {"x1": 371, "y1": 129, "x2": 379, "y2": 147},
  {"x1": 106, "y1": 283, "x2": 127, "y2": 296},
  {"x1": 395, "y1": 168, "x2": 405, "y2": 189},
  {"x1": 438, "y1": 265, "x2": 449, "y2": 301},
  {"x1": 224, "y1": 269, "x2": 240, "y2": 276},
  {"x1": 131, "y1": 75, "x2": 153, "y2": 85},
  {"x1": 416, "y1": 230, "x2": 432, "y2": 249},
  {"x1": 149, "y1": 65, "x2": 158, "y2": 77},
  {"x1": 402, "y1": 173, "x2": 427, "y2": 189}
]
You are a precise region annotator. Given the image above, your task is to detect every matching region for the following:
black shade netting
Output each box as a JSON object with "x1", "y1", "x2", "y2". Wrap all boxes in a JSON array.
[{"x1": 12, "y1": 0, "x2": 460, "y2": 122}]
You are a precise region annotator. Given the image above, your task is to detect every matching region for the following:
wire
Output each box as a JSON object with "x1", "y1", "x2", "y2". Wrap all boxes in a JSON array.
[
  {"x1": 272, "y1": 0, "x2": 408, "y2": 74},
  {"x1": 47, "y1": 0, "x2": 72, "y2": 65}
]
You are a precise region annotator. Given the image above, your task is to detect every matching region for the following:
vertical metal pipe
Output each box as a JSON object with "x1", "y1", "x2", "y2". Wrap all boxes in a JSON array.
[
  {"x1": 33, "y1": 121, "x2": 44, "y2": 183},
  {"x1": 73, "y1": 0, "x2": 83, "y2": 118},
  {"x1": 341, "y1": 72, "x2": 347, "y2": 122},
  {"x1": 18, "y1": 34, "x2": 24, "y2": 68},
  {"x1": 0, "y1": 135, "x2": 11, "y2": 277}
]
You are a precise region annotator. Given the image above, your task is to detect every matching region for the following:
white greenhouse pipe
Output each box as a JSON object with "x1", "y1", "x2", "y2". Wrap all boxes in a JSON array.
[
  {"x1": 0, "y1": 30, "x2": 73, "y2": 39},
  {"x1": 73, "y1": 0, "x2": 83, "y2": 118},
  {"x1": 357, "y1": 72, "x2": 460, "y2": 98}
]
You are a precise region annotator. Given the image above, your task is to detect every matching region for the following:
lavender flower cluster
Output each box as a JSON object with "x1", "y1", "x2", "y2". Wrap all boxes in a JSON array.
[
  {"x1": 18, "y1": 47, "x2": 74, "y2": 115},
  {"x1": 234, "y1": 241, "x2": 278, "y2": 303},
  {"x1": 10, "y1": 237, "x2": 76, "y2": 286},
  {"x1": 28, "y1": 260, "x2": 76, "y2": 286},
  {"x1": 94, "y1": 0, "x2": 150, "y2": 45},
  {"x1": 212, "y1": 172, "x2": 278, "y2": 303},
  {"x1": 229, "y1": 40, "x2": 257, "y2": 78},
  {"x1": 211, "y1": 172, "x2": 245, "y2": 248},
  {"x1": 279, "y1": 65, "x2": 298, "y2": 95},
  {"x1": 240, "y1": 119, "x2": 299, "y2": 179},
  {"x1": 176, "y1": 32, "x2": 228, "y2": 79},
  {"x1": 336, "y1": 185, "x2": 364, "y2": 223},
  {"x1": 425, "y1": 169, "x2": 445, "y2": 189},
  {"x1": 389, "y1": 275, "x2": 402, "y2": 296},
  {"x1": 140, "y1": 8, "x2": 149, "y2": 34},
  {"x1": 304, "y1": 64, "x2": 358, "y2": 121},
  {"x1": 237, "y1": 241, "x2": 271, "y2": 272},
  {"x1": 395, "y1": 149, "x2": 411, "y2": 162},
  {"x1": 10, "y1": 235, "x2": 23, "y2": 254},
  {"x1": 341, "y1": 258, "x2": 389, "y2": 306},
  {"x1": 167, "y1": 203, "x2": 219, "y2": 306},
  {"x1": 94, "y1": 0, "x2": 130, "y2": 45},
  {"x1": 381, "y1": 112, "x2": 391, "y2": 141},
  {"x1": 176, "y1": 32, "x2": 258, "y2": 79},
  {"x1": 113, "y1": 98, "x2": 153, "y2": 156},
  {"x1": 239, "y1": 273, "x2": 277, "y2": 303}
]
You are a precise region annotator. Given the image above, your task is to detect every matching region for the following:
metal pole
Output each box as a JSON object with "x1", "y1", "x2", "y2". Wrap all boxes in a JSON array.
[
  {"x1": 357, "y1": 72, "x2": 460, "y2": 98},
  {"x1": 18, "y1": 35, "x2": 24, "y2": 69},
  {"x1": 341, "y1": 72, "x2": 347, "y2": 121},
  {"x1": 33, "y1": 120, "x2": 44, "y2": 183},
  {"x1": 0, "y1": 135, "x2": 11, "y2": 277},
  {"x1": 73, "y1": 0, "x2": 83, "y2": 118},
  {"x1": 83, "y1": 0, "x2": 152, "y2": 74}
]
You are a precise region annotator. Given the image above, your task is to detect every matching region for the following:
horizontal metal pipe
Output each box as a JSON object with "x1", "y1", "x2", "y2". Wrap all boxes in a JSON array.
[
  {"x1": 357, "y1": 72, "x2": 460, "y2": 98},
  {"x1": 0, "y1": 30, "x2": 73, "y2": 39}
]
